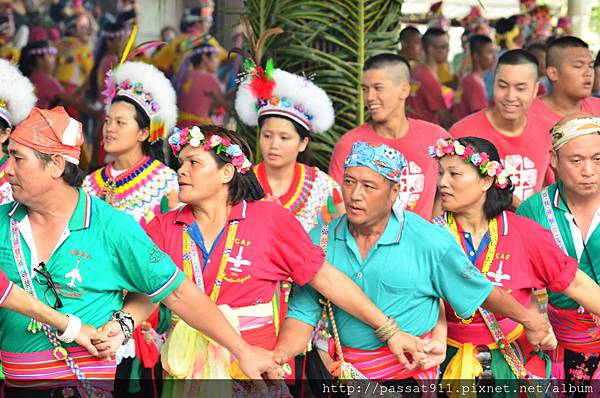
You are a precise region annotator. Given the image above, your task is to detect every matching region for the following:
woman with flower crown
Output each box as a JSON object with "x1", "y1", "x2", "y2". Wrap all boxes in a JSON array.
[
  {"x1": 146, "y1": 124, "x2": 428, "y2": 397},
  {"x1": 430, "y1": 136, "x2": 600, "y2": 395},
  {"x1": 81, "y1": 60, "x2": 179, "y2": 397}
]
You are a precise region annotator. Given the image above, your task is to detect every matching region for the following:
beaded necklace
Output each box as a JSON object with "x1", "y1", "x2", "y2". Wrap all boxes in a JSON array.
[
  {"x1": 255, "y1": 162, "x2": 315, "y2": 216},
  {"x1": 447, "y1": 212, "x2": 498, "y2": 324},
  {"x1": 87, "y1": 156, "x2": 176, "y2": 222}
]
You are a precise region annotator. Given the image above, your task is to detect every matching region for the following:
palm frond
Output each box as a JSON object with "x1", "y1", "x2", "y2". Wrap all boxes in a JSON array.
[{"x1": 238, "y1": 0, "x2": 403, "y2": 169}]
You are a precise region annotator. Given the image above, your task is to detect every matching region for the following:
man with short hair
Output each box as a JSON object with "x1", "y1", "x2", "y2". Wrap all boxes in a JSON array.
[
  {"x1": 451, "y1": 50, "x2": 555, "y2": 205},
  {"x1": 275, "y1": 142, "x2": 553, "y2": 384},
  {"x1": 399, "y1": 26, "x2": 422, "y2": 66},
  {"x1": 452, "y1": 34, "x2": 495, "y2": 120},
  {"x1": 529, "y1": 36, "x2": 600, "y2": 122},
  {"x1": 329, "y1": 53, "x2": 449, "y2": 219},
  {"x1": 517, "y1": 114, "x2": 600, "y2": 389},
  {"x1": 409, "y1": 28, "x2": 454, "y2": 128},
  {"x1": 0, "y1": 107, "x2": 278, "y2": 396}
]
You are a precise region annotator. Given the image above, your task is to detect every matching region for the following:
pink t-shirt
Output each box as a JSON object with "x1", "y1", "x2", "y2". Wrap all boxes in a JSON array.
[
  {"x1": 529, "y1": 96, "x2": 600, "y2": 125},
  {"x1": 177, "y1": 70, "x2": 221, "y2": 128},
  {"x1": 408, "y1": 63, "x2": 447, "y2": 124},
  {"x1": 329, "y1": 120, "x2": 450, "y2": 219},
  {"x1": 450, "y1": 110, "x2": 555, "y2": 201},
  {"x1": 452, "y1": 73, "x2": 488, "y2": 121},
  {"x1": 29, "y1": 71, "x2": 65, "y2": 109}
]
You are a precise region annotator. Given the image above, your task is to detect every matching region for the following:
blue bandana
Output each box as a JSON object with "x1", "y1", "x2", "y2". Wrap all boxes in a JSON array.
[{"x1": 344, "y1": 142, "x2": 407, "y2": 183}]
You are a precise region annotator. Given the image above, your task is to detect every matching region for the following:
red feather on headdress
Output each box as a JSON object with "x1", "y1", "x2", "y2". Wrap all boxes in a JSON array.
[{"x1": 248, "y1": 66, "x2": 275, "y2": 100}]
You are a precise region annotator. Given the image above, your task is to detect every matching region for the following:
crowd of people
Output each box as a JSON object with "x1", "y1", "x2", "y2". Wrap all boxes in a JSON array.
[{"x1": 0, "y1": 0, "x2": 599, "y2": 397}]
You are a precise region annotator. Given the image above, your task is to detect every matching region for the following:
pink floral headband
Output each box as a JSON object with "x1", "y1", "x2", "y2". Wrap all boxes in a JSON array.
[
  {"x1": 428, "y1": 138, "x2": 513, "y2": 189},
  {"x1": 168, "y1": 126, "x2": 252, "y2": 174}
]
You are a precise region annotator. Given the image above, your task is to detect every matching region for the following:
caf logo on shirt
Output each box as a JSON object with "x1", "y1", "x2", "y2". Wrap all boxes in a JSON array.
[{"x1": 224, "y1": 241, "x2": 253, "y2": 284}]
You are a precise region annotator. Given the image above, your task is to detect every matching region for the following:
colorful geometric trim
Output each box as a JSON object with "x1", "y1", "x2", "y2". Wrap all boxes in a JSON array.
[{"x1": 83, "y1": 156, "x2": 177, "y2": 223}]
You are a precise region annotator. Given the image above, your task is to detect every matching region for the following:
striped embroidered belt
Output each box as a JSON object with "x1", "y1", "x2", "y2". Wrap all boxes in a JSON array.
[
  {"x1": 340, "y1": 333, "x2": 437, "y2": 381},
  {"x1": 549, "y1": 305, "x2": 600, "y2": 353},
  {"x1": 1, "y1": 346, "x2": 116, "y2": 389}
]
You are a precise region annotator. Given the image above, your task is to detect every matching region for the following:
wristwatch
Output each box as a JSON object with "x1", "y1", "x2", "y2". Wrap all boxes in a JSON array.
[{"x1": 111, "y1": 311, "x2": 135, "y2": 344}]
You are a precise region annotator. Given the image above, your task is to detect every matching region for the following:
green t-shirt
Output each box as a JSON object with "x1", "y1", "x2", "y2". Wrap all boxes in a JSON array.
[
  {"x1": 517, "y1": 182, "x2": 600, "y2": 309},
  {"x1": 287, "y1": 211, "x2": 493, "y2": 350},
  {"x1": 0, "y1": 189, "x2": 185, "y2": 353}
]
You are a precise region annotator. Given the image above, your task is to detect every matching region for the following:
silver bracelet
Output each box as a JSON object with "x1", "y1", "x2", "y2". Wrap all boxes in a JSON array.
[{"x1": 57, "y1": 314, "x2": 82, "y2": 343}]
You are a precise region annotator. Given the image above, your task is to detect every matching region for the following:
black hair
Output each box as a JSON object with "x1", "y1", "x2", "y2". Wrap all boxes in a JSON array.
[
  {"x1": 595, "y1": 51, "x2": 600, "y2": 69},
  {"x1": 546, "y1": 36, "x2": 589, "y2": 67},
  {"x1": 495, "y1": 17, "x2": 518, "y2": 50},
  {"x1": 526, "y1": 42, "x2": 546, "y2": 54},
  {"x1": 110, "y1": 95, "x2": 165, "y2": 161},
  {"x1": 421, "y1": 27, "x2": 447, "y2": 53},
  {"x1": 190, "y1": 43, "x2": 216, "y2": 68},
  {"x1": 184, "y1": 125, "x2": 264, "y2": 205},
  {"x1": 469, "y1": 34, "x2": 493, "y2": 56},
  {"x1": 257, "y1": 115, "x2": 315, "y2": 166},
  {"x1": 33, "y1": 150, "x2": 86, "y2": 187},
  {"x1": 19, "y1": 40, "x2": 53, "y2": 77},
  {"x1": 496, "y1": 49, "x2": 539, "y2": 79},
  {"x1": 455, "y1": 136, "x2": 514, "y2": 219},
  {"x1": 0, "y1": 118, "x2": 9, "y2": 154},
  {"x1": 88, "y1": 22, "x2": 126, "y2": 100},
  {"x1": 399, "y1": 26, "x2": 420, "y2": 42},
  {"x1": 363, "y1": 53, "x2": 411, "y2": 74},
  {"x1": 180, "y1": 7, "x2": 201, "y2": 33}
]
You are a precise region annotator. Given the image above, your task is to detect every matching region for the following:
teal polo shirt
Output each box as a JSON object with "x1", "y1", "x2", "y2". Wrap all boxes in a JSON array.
[
  {"x1": 287, "y1": 210, "x2": 494, "y2": 350},
  {"x1": 517, "y1": 182, "x2": 600, "y2": 309},
  {"x1": 0, "y1": 189, "x2": 185, "y2": 353}
]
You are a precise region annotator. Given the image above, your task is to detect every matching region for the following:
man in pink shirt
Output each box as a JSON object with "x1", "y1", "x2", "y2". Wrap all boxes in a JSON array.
[
  {"x1": 329, "y1": 53, "x2": 449, "y2": 219},
  {"x1": 452, "y1": 34, "x2": 495, "y2": 120},
  {"x1": 529, "y1": 36, "x2": 600, "y2": 123},
  {"x1": 451, "y1": 50, "x2": 555, "y2": 205},
  {"x1": 408, "y1": 28, "x2": 453, "y2": 128}
]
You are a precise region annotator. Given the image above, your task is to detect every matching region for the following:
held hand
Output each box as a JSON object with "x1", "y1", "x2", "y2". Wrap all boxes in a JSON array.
[
  {"x1": 523, "y1": 311, "x2": 552, "y2": 351},
  {"x1": 75, "y1": 324, "x2": 100, "y2": 356},
  {"x1": 538, "y1": 324, "x2": 557, "y2": 351},
  {"x1": 417, "y1": 338, "x2": 447, "y2": 370},
  {"x1": 387, "y1": 331, "x2": 425, "y2": 371},
  {"x1": 236, "y1": 345, "x2": 281, "y2": 390},
  {"x1": 91, "y1": 320, "x2": 125, "y2": 360}
]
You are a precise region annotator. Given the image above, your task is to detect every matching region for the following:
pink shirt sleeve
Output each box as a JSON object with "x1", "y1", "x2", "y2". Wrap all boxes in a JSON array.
[
  {"x1": 267, "y1": 205, "x2": 325, "y2": 286},
  {"x1": 421, "y1": 71, "x2": 447, "y2": 113},
  {"x1": 463, "y1": 76, "x2": 487, "y2": 114},
  {"x1": 0, "y1": 269, "x2": 13, "y2": 306},
  {"x1": 522, "y1": 217, "x2": 578, "y2": 292},
  {"x1": 328, "y1": 135, "x2": 353, "y2": 185}
]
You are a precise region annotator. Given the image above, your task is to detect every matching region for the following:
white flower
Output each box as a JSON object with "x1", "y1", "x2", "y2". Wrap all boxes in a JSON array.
[
  {"x1": 190, "y1": 126, "x2": 204, "y2": 141},
  {"x1": 189, "y1": 137, "x2": 202, "y2": 147}
]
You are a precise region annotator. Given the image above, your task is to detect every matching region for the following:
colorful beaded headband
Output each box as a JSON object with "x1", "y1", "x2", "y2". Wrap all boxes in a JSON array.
[
  {"x1": 428, "y1": 138, "x2": 513, "y2": 189},
  {"x1": 100, "y1": 29, "x2": 129, "y2": 39},
  {"x1": 168, "y1": 126, "x2": 253, "y2": 174},
  {"x1": 27, "y1": 46, "x2": 58, "y2": 56},
  {"x1": 190, "y1": 45, "x2": 218, "y2": 56}
]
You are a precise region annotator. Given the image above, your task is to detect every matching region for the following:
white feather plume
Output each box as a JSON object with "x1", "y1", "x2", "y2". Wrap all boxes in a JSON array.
[
  {"x1": 0, "y1": 59, "x2": 37, "y2": 126},
  {"x1": 235, "y1": 68, "x2": 334, "y2": 134},
  {"x1": 111, "y1": 61, "x2": 178, "y2": 134}
]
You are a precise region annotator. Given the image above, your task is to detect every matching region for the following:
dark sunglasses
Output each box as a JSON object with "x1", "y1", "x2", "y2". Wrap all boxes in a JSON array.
[{"x1": 35, "y1": 262, "x2": 64, "y2": 310}]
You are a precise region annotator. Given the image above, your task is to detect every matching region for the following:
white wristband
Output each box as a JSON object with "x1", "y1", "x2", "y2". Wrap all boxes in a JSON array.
[{"x1": 57, "y1": 314, "x2": 82, "y2": 343}]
